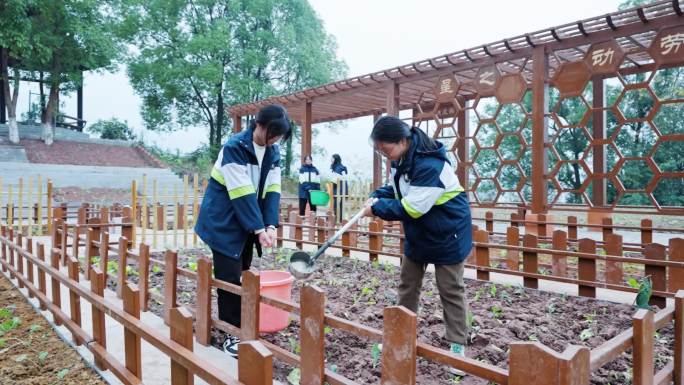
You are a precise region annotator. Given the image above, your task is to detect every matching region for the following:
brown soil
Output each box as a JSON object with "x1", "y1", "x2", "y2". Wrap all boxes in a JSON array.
[
  {"x1": 54, "y1": 187, "x2": 132, "y2": 205},
  {"x1": 0, "y1": 274, "x2": 106, "y2": 385},
  {"x1": 22, "y1": 139, "x2": 159, "y2": 168},
  {"x1": 105, "y1": 249, "x2": 673, "y2": 385}
]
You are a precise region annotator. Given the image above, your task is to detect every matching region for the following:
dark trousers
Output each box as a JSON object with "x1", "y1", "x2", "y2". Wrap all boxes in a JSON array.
[
  {"x1": 298, "y1": 197, "x2": 317, "y2": 216},
  {"x1": 211, "y1": 235, "x2": 257, "y2": 328}
]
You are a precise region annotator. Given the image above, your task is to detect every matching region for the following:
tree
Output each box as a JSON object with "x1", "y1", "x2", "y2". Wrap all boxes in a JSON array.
[
  {"x1": 119, "y1": 0, "x2": 346, "y2": 153},
  {"x1": 88, "y1": 118, "x2": 137, "y2": 140},
  {"x1": 0, "y1": 0, "x2": 33, "y2": 144},
  {"x1": 24, "y1": 0, "x2": 121, "y2": 145}
]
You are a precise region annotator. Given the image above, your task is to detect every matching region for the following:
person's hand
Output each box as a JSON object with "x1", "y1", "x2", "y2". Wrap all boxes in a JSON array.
[
  {"x1": 362, "y1": 199, "x2": 376, "y2": 217},
  {"x1": 258, "y1": 231, "x2": 273, "y2": 248},
  {"x1": 266, "y1": 227, "x2": 277, "y2": 246}
]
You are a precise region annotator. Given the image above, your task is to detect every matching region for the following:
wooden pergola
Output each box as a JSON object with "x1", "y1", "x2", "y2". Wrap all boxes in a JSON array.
[{"x1": 228, "y1": 0, "x2": 684, "y2": 218}]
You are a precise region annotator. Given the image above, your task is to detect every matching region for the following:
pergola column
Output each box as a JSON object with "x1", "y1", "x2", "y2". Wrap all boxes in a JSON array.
[
  {"x1": 457, "y1": 106, "x2": 469, "y2": 190},
  {"x1": 530, "y1": 46, "x2": 549, "y2": 214},
  {"x1": 301, "y1": 100, "x2": 312, "y2": 162},
  {"x1": 232, "y1": 114, "x2": 242, "y2": 133},
  {"x1": 385, "y1": 82, "x2": 399, "y2": 183},
  {"x1": 588, "y1": 76, "x2": 611, "y2": 229},
  {"x1": 372, "y1": 112, "x2": 382, "y2": 189}
]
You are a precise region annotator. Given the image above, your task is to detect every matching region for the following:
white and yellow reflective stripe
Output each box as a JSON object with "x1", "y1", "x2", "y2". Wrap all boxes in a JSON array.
[
  {"x1": 435, "y1": 188, "x2": 464, "y2": 205},
  {"x1": 401, "y1": 198, "x2": 423, "y2": 219},
  {"x1": 229, "y1": 185, "x2": 256, "y2": 199},
  {"x1": 262, "y1": 183, "x2": 281, "y2": 198},
  {"x1": 211, "y1": 168, "x2": 225, "y2": 185}
]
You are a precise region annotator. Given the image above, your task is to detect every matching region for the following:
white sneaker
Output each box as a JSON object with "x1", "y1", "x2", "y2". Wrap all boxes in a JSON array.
[
  {"x1": 222, "y1": 335, "x2": 240, "y2": 358},
  {"x1": 448, "y1": 343, "x2": 466, "y2": 376}
]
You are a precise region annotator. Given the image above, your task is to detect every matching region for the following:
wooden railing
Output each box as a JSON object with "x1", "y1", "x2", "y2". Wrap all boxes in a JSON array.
[
  {"x1": 0, "y1": 223, "x2": 274, "y2": 385},
  {"x1": 46, "y1": 207, "x2": 684, "y2": 384}
]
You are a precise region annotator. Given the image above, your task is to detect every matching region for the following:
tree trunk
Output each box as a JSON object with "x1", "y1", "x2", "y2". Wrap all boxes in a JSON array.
[
  {"x1": 1, "y1": 48, "x2": 20, "y2": 144},
  {"x1": 215, "y1": 84, "x2": 224, "y2": 146},
  {"x1": 284, "y1": 130, "x2": 293, "y2": 176},
  {"x1": 43, "y1": 78, "x2": 59, "y2": 146}
]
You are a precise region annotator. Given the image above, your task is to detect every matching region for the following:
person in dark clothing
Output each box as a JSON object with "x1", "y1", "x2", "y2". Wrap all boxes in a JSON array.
[
  {"x1": 298, "y1": 155, "x2": 320, "y2": 216},
  {"x1": 194, "y1": 104, "x2": 291, "y2": 358},
  {"x1": 363, "y1": 116, "x2": 472, "y2": 375},
  {"x1": 330, "y1": 154, "x2": 348, "y2": 218}
]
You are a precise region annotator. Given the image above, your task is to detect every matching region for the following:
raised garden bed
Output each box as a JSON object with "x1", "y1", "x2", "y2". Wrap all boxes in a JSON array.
[
  {"x1": 104, "y1": 248, "x2": 673, "y2": 385},
  {"x1": 0, "y1": 274, "x2": 106, "y2": 385}
]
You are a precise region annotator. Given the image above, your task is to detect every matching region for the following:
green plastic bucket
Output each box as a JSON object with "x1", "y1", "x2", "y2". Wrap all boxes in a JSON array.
[{"x1": 309, "y1": 190, "x2": 330, "y2": 206}]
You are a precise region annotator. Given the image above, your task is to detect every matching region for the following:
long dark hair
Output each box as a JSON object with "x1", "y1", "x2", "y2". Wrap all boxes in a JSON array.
[
  {"x1": 331, "y1": 154, "x2": 343, "y2": 170},
  {"x1": 370, "y1": 116, "x2": 438, "y2": 151},
  {"x1": 302, "y1": 154, "x2": 313, "y2": 165},
  {"x1": 248, "y1": 104, "x2": 292, "y2": 142}
]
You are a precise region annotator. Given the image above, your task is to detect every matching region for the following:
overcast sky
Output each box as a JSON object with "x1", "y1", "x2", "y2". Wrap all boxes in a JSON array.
[{"x1": 14, "y1": 0, "x2": 624, "y2": 177}]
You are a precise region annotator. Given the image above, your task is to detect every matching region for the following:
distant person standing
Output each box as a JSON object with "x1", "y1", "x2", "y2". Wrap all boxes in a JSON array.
[
  {"x1": 298, "y1": 155, "x2": 321, "y2": 216},
  {"x1": 330, "y1": 154, "x2": 348, "y2": 218}
]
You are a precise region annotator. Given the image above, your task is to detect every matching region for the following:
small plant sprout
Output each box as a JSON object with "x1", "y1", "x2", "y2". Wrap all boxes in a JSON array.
[
  {"x1": 370, "y1": 343, "x2": 382, "y2": 368},
  {"x1": 466, "y1": 312, "x2": 475, "y2": 330},
  {"x1": 528, "y1": 334, "x2": 539, "y2": 341},
  {"x1": 371, "y1": 259, "x2": 380, "y2": 269},
  {"x1": 126, "y1": 265, "x2": 139, "y2": 276},
  {"x1": 106, "y1": 260, "x2": 118, "y2": 275},
  {"x1": 473, "y1": 288, "x2": 484, "y2": 302},
  {"x1": 489, "y1": 284, "x2": 497, "y2": 298},
  {"x1": 490, "y1": 305, "x2": 503, "y2": 319},
  {"x1": 187, "y1": 261, "x2": 198, "y2": 272},
  {"x1": 324, "y1": 326, "x2": 333, "y2": 335},
  {"x1": 152, "y1": 264, "x2": 162, "y2": 274},
  {"x1": 580, "y1": 328, "x2": 594, "y2": 341}
]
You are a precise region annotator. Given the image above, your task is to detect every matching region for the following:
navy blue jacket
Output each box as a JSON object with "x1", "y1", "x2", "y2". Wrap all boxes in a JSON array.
[
  {"x1": 194, "y1": 128, "x2": 281, "y2": 259},
  {"x1": 331, "y1": 163, "x2": 348, "y2": 195},
  {"x1": 370, "y1": 131, "x2": 472, "y2": 265},
  {"x1": 298, "y1": 164, "x2": 321, "y2": 199}
]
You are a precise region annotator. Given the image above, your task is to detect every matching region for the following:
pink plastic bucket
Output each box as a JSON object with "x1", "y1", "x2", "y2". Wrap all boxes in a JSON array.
[{"x1": 258, "y1": 270, "x2": 295, "y2": 333}]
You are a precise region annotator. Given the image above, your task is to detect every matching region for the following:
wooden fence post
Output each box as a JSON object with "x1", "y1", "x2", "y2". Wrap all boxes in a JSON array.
[
  {"x1": 163, "y1": 250, "x2": 178, "y2": 326},
  {"x1": 67, "y1": 256, "x2": 83, "y2": 345},
  {"x1": 368, "y1": 221, "x2": 380, "y2": 263},
  {"x1": 196, "y1": 257, "x2": 213, "y2": 346},
  {"x1": 26, "y1": 237, "x2": 34, "y2": 296},
  {"x1": 122, "y1": 206, "x2": 133, "y2": 248},
  {"x1": 117, "y1": 236, "x2": 129, "y2": 299},
  {"x1": 506, "y1": 226, "x2": 520, "y2": 271},
  {"x1": 485, "y1": 211, "x2": 494, "y2": 234},
  {"x1": 641, "y1": 219, "x2": 653, "y2": 245},
  {"x1": 567, "y1": 216, "x2": 578, "y2": 241},
  {"x1": 509, "y1": 343, "x2": 590, "y2": 385},
  {"x1": 316, "y1": 217, "x2": 325, "y2": 246},
  {"x1": 523, "y1": 234, "x2": 538, "y2": 289},
  {"x1": 16, "y1": 233, "x2": 24, "y2": 288},
  {"x1": 601, "y1": 217, "x2": 613, "y2": 242},
  {"x1": 474, "y1": 230, "x2": 490, "y2": 281},
  {"x1": 99, "y1": 231, "x2": 110, "y2": 284},
  {"x1": 241, "y1": 270, "x2": 260, "y2": 341},
  {"x1": 1, "y1": 226, "x2": 6, "y2": 273},
  {"x1": 276, "y1": 223, "x2": 283, "y2": 248},
  {"x1": 300, "y1": 285, "x2": 325, "y2": 385},
  {"x1": 295, "y1": 214, "x2": 303, "y2": 250},
  {"x1": 633, "y1": 309, "x2": 655, "y2": 385},
  {"x1": 675, "y1": 290, "x2": 683, "y2": 385},
  {"x1": 170, "y1": 307, "x2": 194, "y2": 385},
  {"x1": 60, "y1": 220, "x2": 68, "y2": 266},
  {"x1": 381, "y1": 306, "x2": 417, "y2": 385},
  {"x1": 138, "y1": 243, "x2": 150, "y2": 312},
  {"x1": 123, "y1": 283, "x2": 142, "y2": 379},
  {"x1": 604, "y1": 233, "x2": 623, "y2": 286},
  {"x1": 670, "y1": 239, "x2": 684, "y2": 294},
  {"x1": 36, "y1": 243, "x2": 47, "y2": 310},
  {"x1": 538, "y1": 213, "x2": 548, "y2": 238},
  {"x1": 578, "y1": 238, "x2": 597, "y2": 298},
  {"x1": 8, "y1": 228, "x2": 15, "y2": 279},
  {"x1": 644, "y1": 243, "x2": 667, "y2": 309},
  {"x1": 238, "y1": 341, "x2": 273, "y2": 385},
  {"x1": 50, "y1": 249, "x2": 62, "y2": 326},
  {"x1": 341, "y1": 220, "x2": 350, "y2": 258},
  {"x1": 552, "y1": 230, "x2": 567, "y2": 277},
  {"x1": 511, "y1": 212, "x2": 520, "y2": 228},
  {"x1": 90, "y1": 267, "x2": 107, "y2": 370}
]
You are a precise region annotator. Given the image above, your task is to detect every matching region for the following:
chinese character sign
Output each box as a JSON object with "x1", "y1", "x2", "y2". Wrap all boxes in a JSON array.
[
  {"x1": 434, "y1": 75, "x2": 459, "y2": 103},
  {"x1": 475, "y1": 65, "x2": 500, "y2": 97},
  {"x1": 584, "y1": 41, "x2": 623, "y2": 75},
  {"x1": 649, "y1": 26, "x2": 684, "y2": 65}
]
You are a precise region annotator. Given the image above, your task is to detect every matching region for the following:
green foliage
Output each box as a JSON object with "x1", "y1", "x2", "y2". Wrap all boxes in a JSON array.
[
  {"x1": 489, "y1": 284, "x2": 497, "y2": 298},
  {"x1": 144, "y1": 144, "x2": 215, "y2": 178},
  {"x1": 489, "y1": 305, "x2": 503, "y2": 319},
  {"x1": 118, "y1": 0, "x2": 346, "y2": 149},
  {"x1": 88, "y1": 119, "x2": 136, "y2": 141},
  {"x1": 633, "y1": 276, "x2": 653, "y2": 310},
  {"x1": 107, "y1": 261, "x2": 119, "y2": 276},
  {"x1": 187, "y1": 261, "x2": 198, "y2": 272},
  {"x1": 370, "y1": 343, "x2": 381, "y2": 368},
  {"x1": 580, "y1": 328, "x2": 594, "y2": 341},
  {"x1": 287, "y1": 368, "x2": 301, "y2": 385},
  {"x1": 57, "y1": 368, "x2": 69, "y2": 379},
  {"x1": 152, "y1": 264, "x2": 162, "y2": 274}
]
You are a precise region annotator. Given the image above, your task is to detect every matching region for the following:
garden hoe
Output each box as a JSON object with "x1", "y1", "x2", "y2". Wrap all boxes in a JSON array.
[{"x1": 289, "y1": 200, "x2": 376, "y2": 279}]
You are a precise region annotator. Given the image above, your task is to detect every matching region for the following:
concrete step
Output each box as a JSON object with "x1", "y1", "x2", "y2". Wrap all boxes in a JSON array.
[{"x1": 0, "y1": 145, "x2": 28, "y2": 162}]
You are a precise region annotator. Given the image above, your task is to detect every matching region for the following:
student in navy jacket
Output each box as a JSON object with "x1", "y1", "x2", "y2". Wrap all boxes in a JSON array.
[
  {"x1": 194, "y1": 104, "x2": 291, "y2": 358},
  {"x1": 330, "y1": 153, "x2": 348, "y2": 217},
  {"x1": 298, "y1": 155, "x2": 321, "y2": 216},
  {"x1": 363, "y1": 116, "x2": 472, "y2": 375}
]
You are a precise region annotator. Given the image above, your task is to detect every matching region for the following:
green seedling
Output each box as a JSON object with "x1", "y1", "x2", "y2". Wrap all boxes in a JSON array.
[
  {"x1": 583, "y1": 311, "x2": 597, "y2": 325},
  {"x1": 38, "y1": 351, "x2": 48, "y2": 363},
  {"x1": 29, "y1": 324, "x2": 41, "y2": 333},
  {"x1": 287, "y1": 368, "x2": 301, "y2": 385},
  {"x1": 187, "y1": 261, "x2": 198, "y2": 272},
  {"x1": 466, "y1": 312, "x2": 475, "y2": 330},
  {"x1": 489, "y1": 284, "x2": 497, "y2": 298},
  {"x1": 107, "y1": 261, "x2": 118, "y2": 275},
  {"x1": 324, "y1": 326, "x2": 333, "y2": 335},
  {"x1": 1, "y1": 317, "x2": 21, "y2": 332},
  {"x1": 126, "y1": 265, "x2": 139, "y2": 276},
  {"x1": 152, "y1": 264, "x2": 162, "y2": 274},
  {"x1": 0, "y1": 307, "x2": 13, "y2": 319},
  {"x1": 425, "y1": 290, "x2": 434, "y2": 298},
  {"x1": 383, "y1": 262, "x2": 395, "y2": 274},
  {"x1": 288, "y1": 337, "x2": 301, "y2": 354},
  {"x1": 528, "y1": 334, "x2": 538, "y2": 341},
  {"x1": 371, "y1": 259, "x2": 380, "y2": 269},
  {"x1": 370, "y1": 343, "x2": 381, "y2": 368},
  {"x1": 580, "y1": 328, "x2": 593, "y2": 341},
  {"x1": 490, "y1": 305, "x2": 503, "y2": 319},
  {"x1": 546, "y1": 301, "x2": 557, "y2": 314},
  {"x1": 499, "y1": 290, "x2": 512, "y2": 305},
  {"x1": 370, "y1": 277, "x2": 380, "y2": 287},
  {"x1": 361, "y1": 286, "x2": 375, "y2": 297},
  {"x1": 473, "y1": 288, "x2": 484, "y2": 302},
  {"x1": 627, "y1": 276, "x2": 652, "y2": 310}
]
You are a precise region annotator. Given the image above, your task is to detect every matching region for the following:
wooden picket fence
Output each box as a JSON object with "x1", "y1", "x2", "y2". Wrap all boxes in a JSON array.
[
  {"x1": 0, "y1": 221, "x2": 275, "y2": 385},
  {"x1": 0, "y1": 176, "x2": 53, "y2": 236},
  {"x1": 30, "y1": 205, "x2": 684, "y2": 384}
]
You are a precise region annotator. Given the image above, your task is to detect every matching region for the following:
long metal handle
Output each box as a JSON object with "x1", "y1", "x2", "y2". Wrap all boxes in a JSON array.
[{"x1": 310, "y1": 201, "x2": 373, "y2": 261}]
